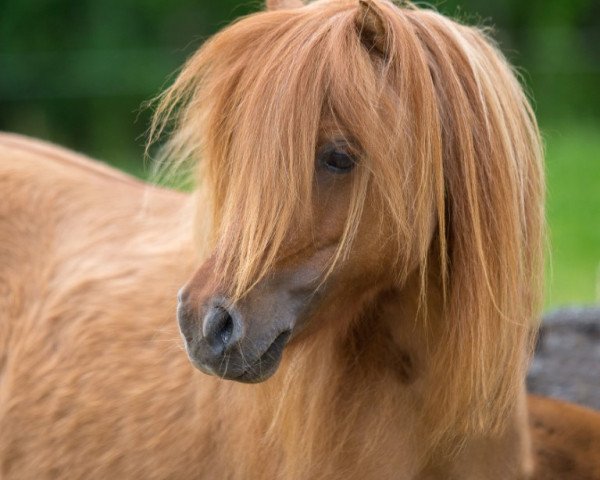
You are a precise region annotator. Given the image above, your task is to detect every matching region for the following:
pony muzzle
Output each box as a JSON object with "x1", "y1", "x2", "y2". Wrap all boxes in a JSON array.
[{"x1": 177, "y1": 291, "x2": 296, "y2": 383}]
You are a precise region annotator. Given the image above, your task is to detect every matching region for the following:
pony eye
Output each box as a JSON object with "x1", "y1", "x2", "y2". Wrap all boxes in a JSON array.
[{"x1": 318, "y1": 145, "x2": 357, "y2": 174}]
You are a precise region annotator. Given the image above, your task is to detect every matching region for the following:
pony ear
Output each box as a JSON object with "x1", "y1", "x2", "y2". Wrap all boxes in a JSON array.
[
  {"x1": 265, "y1": 0, "x2": 304, "y2": 10},
  {"x1": 355, "y1": 0, "x2": 388, "y2": 55}
]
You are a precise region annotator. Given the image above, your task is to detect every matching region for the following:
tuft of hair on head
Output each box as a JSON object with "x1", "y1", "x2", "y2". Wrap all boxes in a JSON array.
[
  {"x1": 356, "y1": 0, "x2": 388, "y2": 55},
  {"x1": 150, "y1": 0, "x2": 544, "y2": 451}
]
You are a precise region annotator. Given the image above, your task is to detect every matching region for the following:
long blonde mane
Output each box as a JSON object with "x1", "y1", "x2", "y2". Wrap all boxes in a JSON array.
[{"x1": 150, "y1": 0, "x2": 544, "y2": 460}]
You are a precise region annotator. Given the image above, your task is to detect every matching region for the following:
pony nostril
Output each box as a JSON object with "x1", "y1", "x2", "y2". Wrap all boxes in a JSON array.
[
  {"x1": 202, "y1": 305, "x2": 237, "y2": 354},
  {"x1": 219, "y1": 309, "x2": 234, "y2": 346}
]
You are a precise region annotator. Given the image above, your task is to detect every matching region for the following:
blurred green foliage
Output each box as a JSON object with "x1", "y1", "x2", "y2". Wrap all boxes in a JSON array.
[
  {"x1": 545, "y1": 123, "x2": 599, "y2": 306},
  {"x1": 1, "y1": 0, "x2": 598, "y2": 307}
]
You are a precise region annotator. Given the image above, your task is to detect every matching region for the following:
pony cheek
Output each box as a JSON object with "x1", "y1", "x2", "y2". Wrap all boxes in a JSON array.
[{"x1": 287, "y1": 278, "x2": 385, "y2": 344}]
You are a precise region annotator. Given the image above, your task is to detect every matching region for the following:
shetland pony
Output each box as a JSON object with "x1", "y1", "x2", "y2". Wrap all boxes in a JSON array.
[{"x1": 1, "y1": 0, "x2": 599, "y2": 478}]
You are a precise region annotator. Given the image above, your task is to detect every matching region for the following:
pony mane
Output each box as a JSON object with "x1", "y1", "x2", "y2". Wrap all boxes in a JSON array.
[{"x1": 150, "y1": 0, "x2": 544, "y2": 449}]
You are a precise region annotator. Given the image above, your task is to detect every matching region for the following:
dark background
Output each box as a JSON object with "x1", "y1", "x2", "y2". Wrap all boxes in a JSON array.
[{"x1": 1, "y1": 0, "x2": 598, "y2": 307}]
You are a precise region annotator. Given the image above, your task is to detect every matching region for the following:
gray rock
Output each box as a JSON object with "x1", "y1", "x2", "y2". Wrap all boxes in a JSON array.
[{"x1": 527, "y1": 306, "x2": 600, "y2": 410}]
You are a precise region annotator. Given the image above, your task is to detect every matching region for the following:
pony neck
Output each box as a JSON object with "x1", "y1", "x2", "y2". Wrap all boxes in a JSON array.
[
  {"x1": 230, "y1": 266, "x2": 444, "y2": 476},
  {"x1": 221, "y1": 260, "x2": 530, "y2": 478}
]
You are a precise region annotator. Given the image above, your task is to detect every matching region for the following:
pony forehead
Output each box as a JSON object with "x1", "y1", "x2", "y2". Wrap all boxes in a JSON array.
[
  {"x1": 156, "y1": 0, "x2": 498, "y2": 170},
  {"x1": 204, "y1": 4, "x2": 371, "y2": 101},
  {"x1": 191, "y1": 5, "x2": 376, "y2": 168},
  {"x1": 196, "y1": 2, "x2": 401, "y2": 163},
  {"x1": 194, "y1": 1, "x2": 461, "y2": 151}
]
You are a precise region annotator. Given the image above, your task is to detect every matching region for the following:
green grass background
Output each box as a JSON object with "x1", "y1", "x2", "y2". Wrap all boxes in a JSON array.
[{"x1": 544, "y1": 122, "x2": 599, "y2": 307}]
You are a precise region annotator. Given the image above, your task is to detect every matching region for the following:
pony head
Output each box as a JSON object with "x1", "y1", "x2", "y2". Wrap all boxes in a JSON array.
[{"x1": 154, "y1": 0, "x2": 543, "y2": 436}]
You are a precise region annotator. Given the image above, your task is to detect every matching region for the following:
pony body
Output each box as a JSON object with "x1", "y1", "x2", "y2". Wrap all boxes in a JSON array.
[
  {"x1": 1, "y1": 0, "x2": 599, "y2": 478},
  {"x1": 0, "y1": 134, "x2": 530, "y2": 479},
  {"x1": 1, "y1": 135, "x2": 599, "y2": 479}
]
